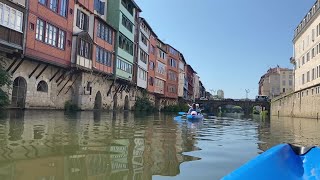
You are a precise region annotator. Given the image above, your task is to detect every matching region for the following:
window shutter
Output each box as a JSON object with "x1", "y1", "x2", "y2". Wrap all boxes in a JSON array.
[{"x1": 76, "y1": 9, "x2": 80, "y2": 27}]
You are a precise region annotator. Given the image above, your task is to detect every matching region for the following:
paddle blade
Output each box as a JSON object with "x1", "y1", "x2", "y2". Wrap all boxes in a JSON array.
[{"x1": 178, "y1": 112, "x2": 187, "y2": 115}]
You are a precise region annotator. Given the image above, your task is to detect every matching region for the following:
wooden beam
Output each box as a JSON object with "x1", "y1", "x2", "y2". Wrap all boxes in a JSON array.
[
  {"x1": 56, "y1": 71, "x2": 66, "y2": 83},
  {"x1": 107, "y1": 80, "x2": 115, "y2": 96},
  {"x1": 49, "y1": 69, "x2": 61, "y2": 82},
  {"x1": 65, "y1": 74, "x2": 80, "y2": 94},
  {"x1": 28, "y1": 63, "x2": 41, "y2": 78},
  {"x1": 58, "y1": 75, "x2": 72, "y2": 96},
  {"x1": 11, "y1": 58, "x2": 24, "y2": 75},
  {"x1": 6, "y1": 57, "x2": 17, "y2": 72},
  {"x1": 35, "y1": 64, "x2": 48, "y2": 79}
]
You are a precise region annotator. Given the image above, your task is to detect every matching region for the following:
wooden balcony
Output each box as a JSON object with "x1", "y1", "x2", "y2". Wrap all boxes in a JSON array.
[{"x1": 0, "y1": 25, "x2": 23, "y2": 50}]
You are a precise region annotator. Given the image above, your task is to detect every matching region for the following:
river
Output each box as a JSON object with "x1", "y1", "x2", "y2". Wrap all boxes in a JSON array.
[{"x1": 0, "y1": 110, "x2": 319, "y2": 180}]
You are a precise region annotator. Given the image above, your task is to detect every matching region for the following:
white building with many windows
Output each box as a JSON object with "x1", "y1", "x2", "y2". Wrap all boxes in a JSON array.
[
  {"x1": 293, "y1": 0, "x2": 320, "y2": 91},
  {"x1": 136, "y1": 18, "x2": 151, "y2": 89}
]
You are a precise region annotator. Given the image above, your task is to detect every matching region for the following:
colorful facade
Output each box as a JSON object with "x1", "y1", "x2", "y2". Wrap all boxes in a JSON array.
[
  {"x1": 1, "y1": 0, "x2": 206, "y2": 110},
  {"x1": 165, "y1": 45, "x2": 179, "y2": 99},
  {"x1": 107, "y1": 0, "x2": 141, "y2": 81}
]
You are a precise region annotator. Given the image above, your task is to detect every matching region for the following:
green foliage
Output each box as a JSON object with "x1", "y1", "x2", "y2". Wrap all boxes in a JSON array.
[
  {"x1": 134, "y1": 96, "x2": 156, "y2": 112},
  {"x1": 64, "y1": 100, "x2": 79, "y2": 111},
  {"x1": 162, "y1": 103, "x2": 189, "y2": 112},
  {"x1": 0, "y1": 60, "x2": 11, "y2": 108}
]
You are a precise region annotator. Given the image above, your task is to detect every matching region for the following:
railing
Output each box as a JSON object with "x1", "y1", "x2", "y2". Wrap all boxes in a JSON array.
[{"x1": 0, "y1": 25, "x2": 23, "y2": 48}]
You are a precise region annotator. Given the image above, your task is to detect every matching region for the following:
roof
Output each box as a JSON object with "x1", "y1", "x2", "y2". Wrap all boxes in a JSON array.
[
  {"x1": 179, "y1": 53, "x2": 187, "y2": 64},
  {"x1": 187, "y1": 64, "x2": 197, "y2": 74},
  {"x1": 139, "y1": 17, "x2": 158, "y2": 37},
  {"x1": 131, "y1": 0, "x2": 142, "y2": 12}
]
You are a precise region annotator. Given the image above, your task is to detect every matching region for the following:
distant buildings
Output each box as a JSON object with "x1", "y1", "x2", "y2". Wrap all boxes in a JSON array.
[
  {"x1": 258, "y1": 66, "x2": 293, "y2": 98},
  {"x1": 217, "y1": 90, "x2": 224, "y2": 99}
]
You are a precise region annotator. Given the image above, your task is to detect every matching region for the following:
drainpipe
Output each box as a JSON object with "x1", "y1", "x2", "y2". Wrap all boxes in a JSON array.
[{"x1": 22, "y1": 0, "x2": 29, "y2": 58}]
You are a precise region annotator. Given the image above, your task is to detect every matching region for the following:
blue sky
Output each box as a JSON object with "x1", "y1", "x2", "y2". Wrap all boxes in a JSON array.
[{"x1": 135, "y1": 0, "x2": 315, "y2": 99}]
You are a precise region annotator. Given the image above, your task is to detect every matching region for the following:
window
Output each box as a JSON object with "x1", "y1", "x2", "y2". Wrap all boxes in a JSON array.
[
  {"x1": 0, "y1": 3, "x2": 23, "y2": 32},
  {"x1": 169, "y1": 47, "x2": 178, "y2": 56},
  {"x1": 169, "y1": 59, "x2": 177, "y2": 68},
  {"x1": 150, "y1": 45, "x2": 155, "y2": 54},
  {"x1": 37, "y1": 81, "x2": 48, "y2": 92},
  {"x1": 36, "y1": 19, "x2": 66, "y2": 49},
  {"x1": 45, "y1": 23, "x2": 57, "y2": 46},
  {"x1": 76, "y1": 10, "x2": 88, "y2": 31},
  {"x1": 94, "y1": 0, "x2": 105, "y2": 15},
  {"x1": 141, "y1": 33, "x2": 148, "y2": 45},
  {"x1": 302, "y1": 74, "x2": 305, "y2": 84},
  {"x1": 179, "y1": 61, "x2": 184, "y2": 70},
  {"x1": 289, "y1": 80, "x2": 293, "y2": 86},
  {"x1": 58, "y1": 30, "x2": 65, "y2": 49},
  {"x1": 59, "y1": 0, "x2": 68, "y2": 17},
  {"x1": 49, "y1": 0, "x2": 58, "y2": 12},
  {"x1": 149, "y1": 77, "x2": 154, "y2": 86},
  {"x1": 157, "y1": 61, "x2": 166, "y2": 75},
  {"x1": 283, "y1": 88, "x2": 285, "y2": 93},
  {"x1": 302, "y1": 56, "x2": 305, "y2": 65},
  {"x1": 139, "y1": 68, "x2": 147, "y2": 81},
  {"x1": 39, "y1": 0, "x2": 46, "y2": 5},
  {"x1": 116, "y1": 58, "x2": 132, "y2": 73},
  {"x1": 122, "y1": 14, "x2": 133, "y2": 32},
  {"x1": 312, "y1": 68, "x2": 315, "y2": 80},
  {"x1": 158, "y1": 49, "x2": 166, "y2": 59},
  {"x1": 307, "y1": 52, "x2": 310, "y2": 61},
  {"x1": 121, "y1": 0, "x2": 134, "y2": 15},
  {"x1": 36, "y1": 19, "x2": 44, "y2": 41},
  {"x1": 149, "y1": 61, "x2": 155, "y2": 70},
  {"x1": 96, "y1": 46, "x2": 112, "y2": 67},
  {"x1": 307, "y1": 71, "x2": 310, "y2": 82},
  {"x1": 119, "y1": 33, "x2": 133, "y2": 55},
  {"x1": 140, "y1": 49, "x2": 148, "y2": 63},
  {"x1": 282, "y1": 80, "x2": 286, "y2": 86},
  {"x1": 97, "y1": 21, "x2": 113, "y2": 44},
  {"x1": 78, "y1": 38, "x2": 92, "y2": 59},
  {"x1": 168, "y1": 71, "x2": 177, "y2": 81},
  {"x1": 312, "y1": 48, "x2": 315, "y2": 58}
]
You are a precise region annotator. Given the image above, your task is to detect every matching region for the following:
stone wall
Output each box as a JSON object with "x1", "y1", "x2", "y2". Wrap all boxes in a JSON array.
[
  {"x1": 3, "y1": 57, "x2": 73, "y2": 109},
  {"x1": 2, "y1": 56, "x2": 180, "y2": 111},
  {"x1": 271, "y1": 86, "x2": 320, "y2": 119}
]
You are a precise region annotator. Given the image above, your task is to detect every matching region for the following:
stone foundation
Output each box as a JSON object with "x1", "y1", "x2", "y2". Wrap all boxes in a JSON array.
[
  {"x1": 2, "y1": 56, "x2": 180, "y2": 111},
  {"x1": 271, "y1": 86, "x2": 320, "y2": 119}
]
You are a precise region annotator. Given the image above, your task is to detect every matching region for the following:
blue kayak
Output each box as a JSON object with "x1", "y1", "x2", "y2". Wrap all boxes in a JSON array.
[
  {"x1": 186, "y1": 114, "x2": 204, "y2": 121},
  {"x1": 222, "y1": 144, "x2": 319, "y2": 180}
]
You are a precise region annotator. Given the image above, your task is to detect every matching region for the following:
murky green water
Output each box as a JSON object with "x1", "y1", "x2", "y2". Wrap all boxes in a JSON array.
[{"x1": 0, "y1": 110, "x2": 319, "y2": 180}]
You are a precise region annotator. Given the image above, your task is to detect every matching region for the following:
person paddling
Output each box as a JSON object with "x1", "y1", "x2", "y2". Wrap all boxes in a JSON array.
[{"x1": 188, "y1": 103, "x2": 197, "y2": 115}]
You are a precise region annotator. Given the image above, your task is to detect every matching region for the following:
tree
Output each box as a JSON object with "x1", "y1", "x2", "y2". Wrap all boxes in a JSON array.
[{"x1": 0, "y1": 59, "x2": 11, "y2": 108}]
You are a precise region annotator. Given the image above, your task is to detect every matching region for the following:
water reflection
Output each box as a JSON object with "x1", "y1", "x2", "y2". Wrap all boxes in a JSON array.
[
  {"x1": 1, "y1": 111, "x2": 320, "y2": 179},
  {"x1": 0, "y1": 110, "x2": 199, "y2": 180}
]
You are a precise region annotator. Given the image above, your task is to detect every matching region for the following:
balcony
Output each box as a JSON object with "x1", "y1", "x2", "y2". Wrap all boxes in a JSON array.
[{"x1": 0, "y1": 25, "x2": 23, "y2": 51}]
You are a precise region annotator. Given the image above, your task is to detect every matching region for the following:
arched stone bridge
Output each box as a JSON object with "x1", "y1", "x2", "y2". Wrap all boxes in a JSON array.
[{"x1": 196, "y1": 99, "x2": 270, "y2": 115}]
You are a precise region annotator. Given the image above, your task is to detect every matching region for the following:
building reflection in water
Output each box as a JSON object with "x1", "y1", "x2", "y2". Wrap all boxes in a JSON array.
[
  {"x1": 257, "y1": 115, "x2": 320, "y2": 152},
  {"x1": 0, "y1": 110, "x2": 199, "y2": 180}
]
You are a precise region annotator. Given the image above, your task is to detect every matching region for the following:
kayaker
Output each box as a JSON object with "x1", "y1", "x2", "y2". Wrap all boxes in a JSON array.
[
  {"x1": 196, "y1": 104, "x2": 201, "y2": 114},
  {"x1": 188, "y1": 103, "x2": 197, "y2": 115}
]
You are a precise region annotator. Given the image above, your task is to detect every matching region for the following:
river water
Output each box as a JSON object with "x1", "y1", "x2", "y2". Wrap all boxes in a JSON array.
[{"x1": 0, "y1": 110, "x2": 319, "y2": 180}]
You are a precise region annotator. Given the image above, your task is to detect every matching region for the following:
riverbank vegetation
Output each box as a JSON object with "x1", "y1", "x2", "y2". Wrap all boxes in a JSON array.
[
  {"x1": 161, "y1": 104, "x2": 189, "y2": 112},
  {"x1": 0, "y1": 60, "x2": 11, "y2": 108},
  {"x1": 134, "y1": 96, "x2": 156, "y2": 112}
]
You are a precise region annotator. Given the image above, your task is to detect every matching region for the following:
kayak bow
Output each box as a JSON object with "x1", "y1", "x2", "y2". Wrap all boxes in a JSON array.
[{"x1": 222, "y1": 144, "x2": 317, "y2": 180}]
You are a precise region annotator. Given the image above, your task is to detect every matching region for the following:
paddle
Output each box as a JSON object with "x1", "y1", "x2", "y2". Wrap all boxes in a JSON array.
[{"x1": 178, "y1": 112, "x2": 187, "y2": 115}]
